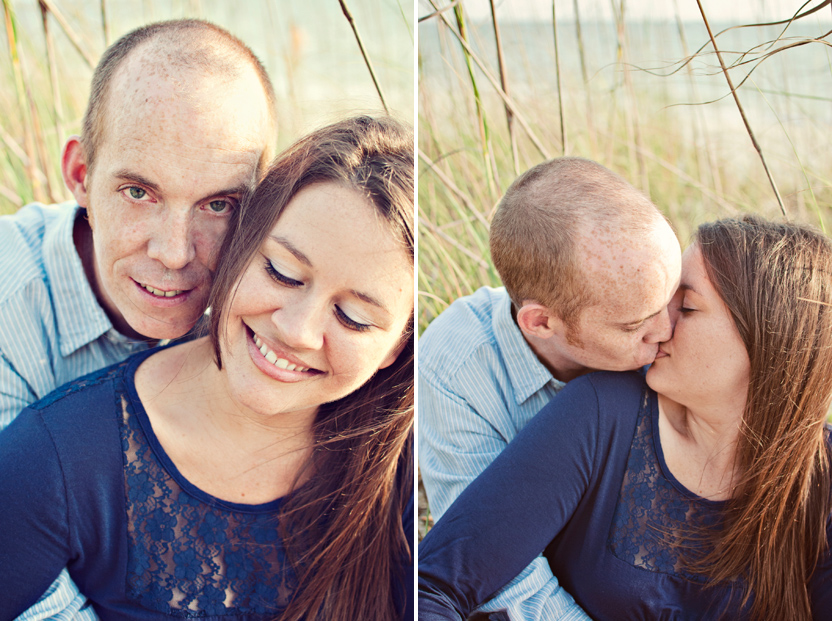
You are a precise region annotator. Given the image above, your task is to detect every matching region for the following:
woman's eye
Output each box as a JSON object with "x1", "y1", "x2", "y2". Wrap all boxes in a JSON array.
[
  {"x1": 679, "y1": 307, "x2": 695, "y2": 314},
  {"x1": 264, "y1": 259, "x2": 303, "y2": 287},
  {"x1": 335, "y1": 306, "x2": 372, "y2": 332},
  {"x1": 206, "y1": 199, "x2": 233, "y2": 214}
]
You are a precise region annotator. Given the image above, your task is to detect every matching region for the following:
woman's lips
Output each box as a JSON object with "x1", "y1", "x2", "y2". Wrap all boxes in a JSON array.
[{"x1": 244, "y1": 326, "x2": 322, "y2": 382}]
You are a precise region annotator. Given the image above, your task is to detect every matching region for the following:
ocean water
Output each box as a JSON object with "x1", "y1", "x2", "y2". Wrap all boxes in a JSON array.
[{"x1": 419, "y1": 13, "x2": 832, "y2": 180}]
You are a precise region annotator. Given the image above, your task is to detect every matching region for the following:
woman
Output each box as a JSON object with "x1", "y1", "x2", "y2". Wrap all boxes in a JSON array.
[
  {"x1": 419, "y1": 215, "x2": 832, "y2": 620},
  {"x1": 0, "y1": 115, "x2": 414, "y2": 620}
]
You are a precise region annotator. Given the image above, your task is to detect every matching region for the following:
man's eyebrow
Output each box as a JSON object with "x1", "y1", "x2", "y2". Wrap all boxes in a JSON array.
[
  {"x1": 268, "y1": 235, "x2": 391, "y2": 315},
  {"x1": 113, "y1": 169, "x2": 249, "y2": 198},
  {"x1": 114, "y1": 170, "x2": 160, "y2": 192}
]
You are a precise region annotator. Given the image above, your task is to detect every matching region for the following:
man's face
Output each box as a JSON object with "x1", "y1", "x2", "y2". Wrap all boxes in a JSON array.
[
  {"x1": 70, "y1": 59, "x2": 269, "y2": 340},
  {"x1": 551, "y1": 221, "x2": 682, "y2": 373}
]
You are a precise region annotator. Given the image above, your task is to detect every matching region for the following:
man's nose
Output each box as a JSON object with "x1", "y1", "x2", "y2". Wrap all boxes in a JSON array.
[
  {"x1": 146, "y1": 207, "x2": 196, "y2": 270},
  {"x1": 644, "y1": 307, "x2": 673, "y2": 344}
]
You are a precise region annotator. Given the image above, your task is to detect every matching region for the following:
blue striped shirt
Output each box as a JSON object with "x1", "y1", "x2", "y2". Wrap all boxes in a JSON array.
[
  {"x1": 418, "y1": 286, "x2": 590, "y2": 621},
  {"x1": 0, "y1": 202, "x2": 150, "y2": 621}
]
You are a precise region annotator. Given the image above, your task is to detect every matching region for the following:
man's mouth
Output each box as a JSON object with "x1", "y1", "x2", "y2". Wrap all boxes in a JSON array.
[{"x1": 136, "y1": 280, "x2": 189, "y2": 298}]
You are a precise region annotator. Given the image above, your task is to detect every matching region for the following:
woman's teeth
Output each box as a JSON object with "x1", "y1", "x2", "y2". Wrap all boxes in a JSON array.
[
  {"x1": 141, "y1": 283, "x2": 183, "y2": 297},
  {"x1": 253, "y1": 333, "x2": 308, "y2": 372}
]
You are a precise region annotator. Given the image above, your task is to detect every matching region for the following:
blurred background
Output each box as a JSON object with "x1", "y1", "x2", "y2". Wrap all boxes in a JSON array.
[
  {"x1": 419, "y1": 0, "x2": 832, "y2": 332},
  {"x1": 418, "y1": 0, "x2": 832, "y2": 536},
  {"x1": 1, "y1": 0, "x2": 414, "y2": 213}
]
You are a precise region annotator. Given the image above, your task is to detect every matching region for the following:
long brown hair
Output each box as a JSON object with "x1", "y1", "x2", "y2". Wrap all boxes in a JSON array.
[
  {"x1": 208, "y1": 115, "x2": 414, "y2": 620},
  {"x1": 693, "y1": 215, "x2": 832, "y2": 620}
]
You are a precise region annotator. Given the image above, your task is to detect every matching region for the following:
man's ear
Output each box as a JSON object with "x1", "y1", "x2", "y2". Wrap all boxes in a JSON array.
[
  {"x1": 516, "y1": 302, "x2": 567, "y2": 340},
  {"x1": 61, "y1": 136, "x2": 90, "y2": 208}
]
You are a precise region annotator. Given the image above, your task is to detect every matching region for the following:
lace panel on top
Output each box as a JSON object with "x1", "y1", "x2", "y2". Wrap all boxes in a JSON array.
[
  {"x1": 608, "y1": 389, "x2": 722, "y2": 581},
  {"x1": 117, "y1": 375, "x2": 297, "y2": 617}
]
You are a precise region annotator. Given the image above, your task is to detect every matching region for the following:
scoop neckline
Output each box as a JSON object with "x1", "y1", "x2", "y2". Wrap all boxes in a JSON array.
[
  {"x1": 649, "y1": 391, "x2": 727, "y2": 509},
  {"x1": 124, "y1": 346, "x2": 286, "y2": 514}
]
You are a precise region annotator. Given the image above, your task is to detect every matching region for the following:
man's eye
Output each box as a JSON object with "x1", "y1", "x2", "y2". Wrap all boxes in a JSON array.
[
  {"x1": 125, "y1": 187, "x2": 147, "y2": 200},
  {"x1": 207, "y1": 199, "x2": 233, "y2": 214},
  {"x1": 621, "y1": 323, "x2": 643, "y2": 333}
]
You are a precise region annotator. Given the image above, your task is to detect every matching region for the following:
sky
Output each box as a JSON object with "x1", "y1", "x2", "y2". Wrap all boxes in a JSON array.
[{"x1": 419, "y1": 0, "x2": 832, "y2": 23}]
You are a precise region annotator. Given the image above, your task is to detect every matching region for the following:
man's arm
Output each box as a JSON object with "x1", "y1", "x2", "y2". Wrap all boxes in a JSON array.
[
  {"x1": 419, "y1": 372, "x2": 590, "y2": 621},
  {"x1": 419, "y1": 376, "x2": 602, "y2": 620},
  {"x1": 0, "y1": 354, "x2": 97, "y2": 621}
]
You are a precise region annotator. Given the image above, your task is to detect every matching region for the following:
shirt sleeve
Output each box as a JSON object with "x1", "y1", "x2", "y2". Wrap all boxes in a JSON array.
[
  {"x1": 11, "y1": 569, "x2": 98, "y2": 621},
  {"x1": 418, "y1": 371, "x2": 589, "y2": 621},
  {"x1": 418, "y1": 376, "x2": 601, "y2": 620},
  {"x1": 0, "y1": 348, "x2": 38, "y2": 432},
  {"x1": 0, "y1": 407, "x2": 74, "y2": 619}
]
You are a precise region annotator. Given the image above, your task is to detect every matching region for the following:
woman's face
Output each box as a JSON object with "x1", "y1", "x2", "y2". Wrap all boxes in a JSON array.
[
  {"x1": 220, "y1": 181, "x2": 413, "y2": 419},
  {"x1": 646, "y1": 243, "x2": 750, "y2": 412}
]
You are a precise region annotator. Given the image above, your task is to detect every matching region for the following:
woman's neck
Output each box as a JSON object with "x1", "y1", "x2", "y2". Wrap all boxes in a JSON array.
[
  {"x1": 135, "y1": 338, "x2": 316, "y2": 504},
  {"x1": 656, "y1": 393, "x2": 744, "y2": 501}
]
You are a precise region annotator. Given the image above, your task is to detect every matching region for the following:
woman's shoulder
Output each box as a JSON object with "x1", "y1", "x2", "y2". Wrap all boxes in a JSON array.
[{"x1": 557, "y1": 370, "x2": 649, "y2": 414}]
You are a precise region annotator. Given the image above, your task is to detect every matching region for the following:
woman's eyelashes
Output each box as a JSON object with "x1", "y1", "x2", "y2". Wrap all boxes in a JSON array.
[
  {"x1": 335, "y1": 306, "x2": 372, "y2": 332},
  {"x1": 265, "y1": 258, "x2": 303, "y2": 287},
  {"x1": 263, "y1": 258, "x2": 374, "y2": 333}
]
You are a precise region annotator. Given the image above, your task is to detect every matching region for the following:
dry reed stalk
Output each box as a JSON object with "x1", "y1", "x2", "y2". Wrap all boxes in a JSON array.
[
  {"x1": 100, "y1": 0, "x2": 110, "y2": 46},
  {"x1": 552, "y1": 0, "x2": 566, "y2": 156},
  {"x1": 453, "y1": 3, "x2": 496, "y2": 198},
  {"x1": 338, "y1": 0, "x2": 389, "y2": 113},
  {"x1": 695, "y1": 0, "x2": 786, "y2": 217},
  {"x1": 672, "y1": 0, "x2": 724, "y2": 201},
  {"x1": 27, "y1": 84, "x2": 57, "y2": 202},
  {"x1": 428, "y1": 1, "x2": 551, "y2": 160},
  {"x1": 572, "y1": 0, "x2": 596, "y2": 152},
  {"x1": 0, "y1": 182, "x2": 23, "y2": 208},
  {"x1": 4, "y1": 0, "x2": 44, "y2": 203},
  {"x1": 418, "y1": 148, "x2": 490, "y2": 230},
  {"x1": 418, "y1": 216, "x2": 491, "y2": 270},
  {"x1": 418, "y1": 0, "x2": 460, "y2": 24},
  {"x1": 611, "y1": 0, "x2": 649, "y2": 194},
  {"x1": 40, "y1": 2, "x2": 65, "y2": 171},
  {"x1": 39, "y1": 0, "x2": 96, "y2": 69},
  {"x1": 489, "y1": 0, "x2": 519, "y2": 175}
]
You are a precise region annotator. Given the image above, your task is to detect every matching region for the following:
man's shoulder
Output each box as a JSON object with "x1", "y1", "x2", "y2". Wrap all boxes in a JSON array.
[
  {"x1": 0, "y1": 202, "x2": 77, "y2": 306},
  {"x1": 419, "y1": 287, "x2": 511, "y2": 379}
]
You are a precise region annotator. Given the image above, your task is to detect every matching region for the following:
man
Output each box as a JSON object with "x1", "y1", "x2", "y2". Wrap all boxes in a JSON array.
[
  {"x1": 0, "y1": 19, "x2": 275, "y2": 620},
  {"x1": 419, "y1": 157, "x2": 682, "y2": 620}
]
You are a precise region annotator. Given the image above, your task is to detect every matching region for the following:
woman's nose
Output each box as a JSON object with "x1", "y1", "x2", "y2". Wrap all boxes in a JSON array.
[{"x1": 272, "y1": 299, "x2": 325, "y2": 351}]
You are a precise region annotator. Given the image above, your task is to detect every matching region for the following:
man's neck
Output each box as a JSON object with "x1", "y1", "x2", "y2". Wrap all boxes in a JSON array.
[{"x1": 72, "y1": 210, "x2": 154, "y2": 343}]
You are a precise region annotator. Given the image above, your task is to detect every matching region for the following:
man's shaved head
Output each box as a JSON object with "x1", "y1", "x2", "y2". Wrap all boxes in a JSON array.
[
  {"x1": 81, "y1": 19, "x2": 276, "y2": 173},
  {"x1": 490, "y1": 156, "x2": 669, "y2": 328}
]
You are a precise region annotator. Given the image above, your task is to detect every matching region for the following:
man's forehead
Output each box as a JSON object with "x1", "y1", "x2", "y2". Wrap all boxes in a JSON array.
[{"x1": 102, "y1": 49, "x2": 271, "y2": 157}]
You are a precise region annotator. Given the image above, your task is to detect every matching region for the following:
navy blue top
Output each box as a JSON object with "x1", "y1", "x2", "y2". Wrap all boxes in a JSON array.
[
  {"x1": 0, "y1": 347, "x2": 413, "y2": 620},
  {"x1": 418, "y1": 371, "x2": 832, "y2": 620}
]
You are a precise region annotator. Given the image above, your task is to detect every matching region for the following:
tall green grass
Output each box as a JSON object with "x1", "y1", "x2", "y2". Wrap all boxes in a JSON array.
[
  {"x1": 417, "y1": 0, "x2": 832, "y2": 538},
  {"x1": 0, "y1": 0, "x2": 414, "y2": 214},
  {"x1": 418, "y1": 2, "x2": 832, "y2": 334}
]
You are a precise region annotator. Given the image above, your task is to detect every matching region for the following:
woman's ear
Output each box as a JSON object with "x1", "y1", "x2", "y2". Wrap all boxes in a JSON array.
[
  {"x1": 516, "y1": 302, "x2": 565, "y2": 340},
  {"x1": 62, "y1": 137, "x2": 90, "y2": 209}
]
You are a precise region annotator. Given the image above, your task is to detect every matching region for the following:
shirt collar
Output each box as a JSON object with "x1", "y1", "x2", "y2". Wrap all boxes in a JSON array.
[
  {"x1": 491, "y1": 289, "x2": 564, "y2": 405},
  {"x1": 42, "y1": 203, "x2": 114, "y2": 357}
]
